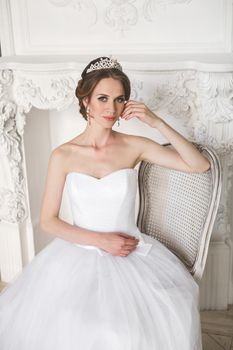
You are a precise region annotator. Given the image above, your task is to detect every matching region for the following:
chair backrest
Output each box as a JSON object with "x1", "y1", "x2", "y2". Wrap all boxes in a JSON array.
[{"x1": 137, "y1": 142, "x2": 222, "y2": 281}]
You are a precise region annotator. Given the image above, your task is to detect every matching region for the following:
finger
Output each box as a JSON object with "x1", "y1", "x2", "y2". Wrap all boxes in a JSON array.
[
  {"x1": 123, "y1": 104, "x2": 146, "y2": 113},
  {"x1": 123, "y1": 238, "x2": 139, "y2": 245},
  {"x1": 123, "y1": 104, "x2": 143, "y2": 111},
  {"x1": 118, "y1": 233, "x2": 139, "y2": 240},
  {"x1": 123, "y1": 243, "x2": 138, "y2": 249},
  {"x1": 121, "y1": 249, "x2": 131, "y2": 253},
  {"x1": 121, "y1": 245, "x2": 137, "y2": 253},
  {"x1": 125, "y1": 100, "x2": 144, "y2": 107},
  {"x1": 119, "y1": 251, "x2": 130, "y2": 257},
  {"x1": 122, "y1": 106, "x2": 145, "y2": 116},
  {"x1": 120, "y1": 247, "x2": 136, "y2": 256},
  {"x1": 124, "y1": 112, "x2": 144, "y2": 120},
  {"x1": 122, "y1": 111, "x2": 145, "y2": 120},
  {"x1": 124, "y1": 115, "x2": 139, "y2": 120},
  {"x1": 124, "y1": 241, "x2": 139, "y2": 248}
]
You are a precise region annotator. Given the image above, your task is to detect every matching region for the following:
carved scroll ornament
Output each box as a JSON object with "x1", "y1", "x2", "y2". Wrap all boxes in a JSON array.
[{"x1": 0, "y1": 70, "x2": 26, "y2": 223}]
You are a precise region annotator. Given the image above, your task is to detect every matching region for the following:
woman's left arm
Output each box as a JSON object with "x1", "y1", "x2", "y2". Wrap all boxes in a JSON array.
[{"x1": 121, "y1": 100, "x2": 211, "y2": 173}]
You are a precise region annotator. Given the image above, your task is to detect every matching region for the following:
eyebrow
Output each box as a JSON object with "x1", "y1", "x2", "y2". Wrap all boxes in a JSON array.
[{"x1": 96, "y1": 94, "x2": 125, "y2": 98}]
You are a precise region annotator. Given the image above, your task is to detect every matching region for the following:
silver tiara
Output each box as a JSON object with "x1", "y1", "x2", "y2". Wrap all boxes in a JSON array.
[{"x1": 86, "y1": 57, "x2": 122, "y2": 74}]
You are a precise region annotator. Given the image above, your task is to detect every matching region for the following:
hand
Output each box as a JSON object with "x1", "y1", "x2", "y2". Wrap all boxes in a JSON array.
[
  {"x1": 121, "y1": 100, "x2": 162, "y2": 128},
  {"x1": 97, "y1": 232, "x2": 140, "y2": 257}
]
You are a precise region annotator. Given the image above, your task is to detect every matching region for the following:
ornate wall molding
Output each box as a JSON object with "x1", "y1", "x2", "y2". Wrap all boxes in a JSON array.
[
  {"x1": 2, "y1": 0, "x2": 230, "y2": 54},
  {"x1": 0, "y1": 69, "x2": 27, "y2": 223},
  {"x1": 197, "y1": 72, "x2": 233, "y2": 124},
  {"x1": 48, "y1": 0, "x2": 97, "y2": 25},
  {"x1": 14, "y1": 73, "x2": 77, "y2": 111},
  {"x1": 104, "y1": 1, "x2": 138, "y2": 35},
  {"x1": 0, "y1": 0, "x2": 15, "y2": 55},
  {"x1": 143, "y1": 0, "x2": 192, "y2": 21},
  {"x1": 145, "y1": 70, "x2": 197, "y2": 138}
]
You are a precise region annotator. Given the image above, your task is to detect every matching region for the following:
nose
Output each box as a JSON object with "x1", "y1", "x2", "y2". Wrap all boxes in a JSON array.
[{"x1": 106, "y1": 100, "x2": 116, "y2": 115}]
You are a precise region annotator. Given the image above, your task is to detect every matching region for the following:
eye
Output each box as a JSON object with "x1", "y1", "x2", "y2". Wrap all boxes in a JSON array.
[
  {"x1": 116, "y1": 97, "x2": 125, "y2": 103},
  {"x1": 98, "y1": 96, "x2": 108, "y2": 102}
]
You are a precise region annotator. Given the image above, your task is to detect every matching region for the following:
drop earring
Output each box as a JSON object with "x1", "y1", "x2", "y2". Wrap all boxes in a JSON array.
[
  {"x1": 117, "y1": 118, "x2": 120, "y2": 127},
  {"x1": 86, "y1": 107, "x2": 91, "y2": 126}
]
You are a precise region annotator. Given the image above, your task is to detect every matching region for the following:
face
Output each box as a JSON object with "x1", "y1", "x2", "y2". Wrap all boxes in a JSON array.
[{"x1": 83, "y1": 77, "x2": 126, "y2": 127}]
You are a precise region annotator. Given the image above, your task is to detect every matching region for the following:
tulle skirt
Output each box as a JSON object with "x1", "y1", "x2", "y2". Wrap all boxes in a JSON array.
[{"x1": 0, "y1": 233, "x2": 202, "y2": 350}]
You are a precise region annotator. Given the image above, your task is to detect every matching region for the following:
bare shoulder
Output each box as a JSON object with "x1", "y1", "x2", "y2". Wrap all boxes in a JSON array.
[
  {"x1": 51, "y1": 138, "x2": 82, "y2": 161},
  {"x1": 48, "y1": 142, "x2": 74, "y2": 176},
  {"x1": 50, "y1": 143, "x2": 68, "y2": 162}
]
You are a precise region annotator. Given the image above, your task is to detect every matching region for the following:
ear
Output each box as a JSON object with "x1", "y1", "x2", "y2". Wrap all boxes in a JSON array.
[{"x1": 82, "y1": 97, "x2": 89, "y2": 109}]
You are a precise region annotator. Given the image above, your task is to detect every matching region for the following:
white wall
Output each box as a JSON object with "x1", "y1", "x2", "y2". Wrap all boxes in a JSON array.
[{"x1": 23, "y1": 107, "x2": 53, "y2": 253}]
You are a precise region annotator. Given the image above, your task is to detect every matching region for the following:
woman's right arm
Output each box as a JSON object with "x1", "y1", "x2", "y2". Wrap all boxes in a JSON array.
[
  {"x1": 39, "y1": 147, "x2": 101, "y2": 246},
  {"x1": 39, "y1": 147, "x2": 138, "y2": 256}
]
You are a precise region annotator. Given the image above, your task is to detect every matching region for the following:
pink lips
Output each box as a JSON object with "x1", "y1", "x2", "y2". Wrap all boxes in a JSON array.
[{"x1": 103, "y1": 116, "x2": 115, "y2": 121}]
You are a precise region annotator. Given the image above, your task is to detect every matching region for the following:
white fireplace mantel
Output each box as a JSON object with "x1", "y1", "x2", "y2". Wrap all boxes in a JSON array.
[
  {"x1": 0, "y1": 54, "x2": 233, "y2": 310},
  {"x1": 2, "y1": 53, "x2": 233, "y2": 71}
]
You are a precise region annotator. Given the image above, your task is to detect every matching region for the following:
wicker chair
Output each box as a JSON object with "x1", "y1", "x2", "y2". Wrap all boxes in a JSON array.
[{"x1": 137, "y1": 142, "x2": 222, "y2": 282}]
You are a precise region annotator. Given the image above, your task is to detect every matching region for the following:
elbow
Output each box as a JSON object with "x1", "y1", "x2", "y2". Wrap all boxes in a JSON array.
[
  {"x1": 40, "y1": 215, "x2": 58, "y2": 232},
  {"x1": 40, "y1": 218, "x2": 51, "y2": 232},
  {"x1": 201, "y1": 159, "x2": 211, "y2": 172},
  {"x1": 40, "y1": 220, "x2": 47, "y2": 231},
  {"x1": 195, "y1": 159, "x2": 211, "y2": 173}
]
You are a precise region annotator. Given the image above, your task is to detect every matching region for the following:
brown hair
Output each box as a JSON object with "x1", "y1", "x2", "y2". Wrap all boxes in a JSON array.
[{"x1": 75, "y1": 57, "x2": 131, "y2": 120}]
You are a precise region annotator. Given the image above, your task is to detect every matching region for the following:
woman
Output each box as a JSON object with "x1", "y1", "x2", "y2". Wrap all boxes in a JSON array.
[{"x1": 0, "y1": 56, "x2": 209, "y2": 349}]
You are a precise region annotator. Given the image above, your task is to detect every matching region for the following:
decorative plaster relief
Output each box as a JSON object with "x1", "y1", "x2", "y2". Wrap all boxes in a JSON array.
[
  {"x1": 48, "y1": 0, "x2": 97, "y2": 25},
  {"x1": 143, "y1": 0, "x2": 193, "y2": 21},
  {"x1": 194, "y1": 72, "x2": 233, "y2": 239},
  {"x1": 145, "y1": 71, "x2": 197, "y2": 137},
  {"x1": 14, "y1": 74, "x2": 77, "y2": 111},
  {"x1": 0, "y1": 70, "x2": 26, "y2": 223},
  {"x1": 219, "y1": 152, "x2": 233, "y2": 241},
  {"x1": 48, "y1": 0, "x2": 193, "y2": 33},
  {"x1": 130, "y1": 78, "x2": 144, "y2": 100},
  {"x1": 197, "y1": 72, "x2": 233, "y2": 123},
  {"x1": 104, "y1": 1, "x2": 138, "y2": 34},
  {"x1": 4, "y1": 0, "x2": 225, "y2": 53},
  {"x1": 129, "y1": 70, "x2": 233, "y2": 148},
  {"x1": 128, "y1": 71, "x2": 200, "y2": 144}
]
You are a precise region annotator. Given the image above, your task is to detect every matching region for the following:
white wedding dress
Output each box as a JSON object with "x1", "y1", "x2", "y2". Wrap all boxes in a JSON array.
[{"x1": 0, "y1": 168, "x2": 202, "y2": 350}]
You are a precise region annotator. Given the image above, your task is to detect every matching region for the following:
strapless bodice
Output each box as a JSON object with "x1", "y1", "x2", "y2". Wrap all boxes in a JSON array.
[{"x1": 66, "y1": 168, "x2": 152, "y2": 256}]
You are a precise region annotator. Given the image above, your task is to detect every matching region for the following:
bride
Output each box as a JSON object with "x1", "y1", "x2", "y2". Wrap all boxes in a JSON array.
[{"x1": 0, "y1": 56, "x2": 210, "y2": 350}]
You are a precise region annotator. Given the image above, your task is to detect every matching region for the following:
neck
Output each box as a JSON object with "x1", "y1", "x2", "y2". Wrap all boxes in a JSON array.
[{"x1": 82, "y1": 122, "x2": 115, "y2": 148}]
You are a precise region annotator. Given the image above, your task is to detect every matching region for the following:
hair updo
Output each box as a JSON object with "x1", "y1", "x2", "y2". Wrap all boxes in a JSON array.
[{"x1": 75, "y1": 57, "x2": 131, "y2": 121}]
